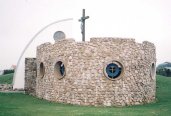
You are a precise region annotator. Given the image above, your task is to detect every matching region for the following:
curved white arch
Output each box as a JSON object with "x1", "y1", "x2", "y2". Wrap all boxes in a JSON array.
[{"x1": 13, "y1": 18, "x2": 73, "y2": 89}]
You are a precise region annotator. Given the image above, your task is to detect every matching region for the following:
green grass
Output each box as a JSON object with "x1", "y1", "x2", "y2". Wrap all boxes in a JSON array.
[
  {"x1": 0, "y1": 73, "x2": 13, "y2": 84},
  {"x1": 0, "y1": 75, "x2": 171, "y2": 116}
]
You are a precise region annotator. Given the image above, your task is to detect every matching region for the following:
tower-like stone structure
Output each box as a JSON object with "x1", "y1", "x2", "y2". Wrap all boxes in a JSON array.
[{"x1": 25, "y1": 37, "x2": 156, "y2": 106}]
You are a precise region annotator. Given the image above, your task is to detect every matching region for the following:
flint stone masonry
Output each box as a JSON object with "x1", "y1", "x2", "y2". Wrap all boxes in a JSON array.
[
  {"x1": 26, "y1": 37, "x2": 156, "y2": 106},
  {"x1": 0, "y1": 84, "x2": 12, "y2": 91},
  {"x1": 25, "y1": 58, "x2": 37, "y2": 96}
]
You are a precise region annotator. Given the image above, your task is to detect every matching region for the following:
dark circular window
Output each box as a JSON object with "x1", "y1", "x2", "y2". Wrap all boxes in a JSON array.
[
  {"x1": 104, "y1": 61, "x2": 123, "y2": 80},
  {"x1": 54, "y1": 61, "x2": 65, "y2": 79},
  {"x1": 40, "y1": 62, "x2": 45, "y2": 78}
]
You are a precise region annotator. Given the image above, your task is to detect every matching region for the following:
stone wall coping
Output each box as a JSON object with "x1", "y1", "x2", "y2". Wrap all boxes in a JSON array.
[{"x1": 37, "y1": 38, "x2": 154, "y2": 49}]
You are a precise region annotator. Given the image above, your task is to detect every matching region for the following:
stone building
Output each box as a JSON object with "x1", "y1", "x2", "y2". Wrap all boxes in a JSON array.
[{"x1": 25, "y1": 37, "x2": 156, "y2": 106}]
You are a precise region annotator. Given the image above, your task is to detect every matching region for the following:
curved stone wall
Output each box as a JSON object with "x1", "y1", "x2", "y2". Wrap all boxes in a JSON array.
[{"x1": 35, "y1": 38, "x2": 156, "y2": 106}]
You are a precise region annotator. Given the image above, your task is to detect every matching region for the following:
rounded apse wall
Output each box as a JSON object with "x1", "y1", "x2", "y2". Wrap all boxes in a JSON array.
[{"x1": 35, "y1": 38, "x2": 156, "y2": 106}]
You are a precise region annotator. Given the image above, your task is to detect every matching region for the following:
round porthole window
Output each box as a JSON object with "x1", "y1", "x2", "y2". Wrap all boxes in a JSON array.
[
  {"x1": 40, "y1": 62, "x2": 45, "y2": 78},
  {"x1": 54, "y1": 61, "x2": 65, "y2": 79},
  {"x1": 104, "y1": 61, "x2": 124, "y2": 80}
]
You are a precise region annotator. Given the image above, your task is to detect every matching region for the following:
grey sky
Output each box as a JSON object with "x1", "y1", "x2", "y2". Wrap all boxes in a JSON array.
[{"x1": 0, "y1": 0, "x2": 171, "y2": 70}]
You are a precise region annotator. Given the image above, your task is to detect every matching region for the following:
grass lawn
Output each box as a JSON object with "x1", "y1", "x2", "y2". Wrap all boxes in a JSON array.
[
  {"x1": 0, "y1": 73, "x2": 13, "y2": 84},
  {"x1": 0, "y1": 75, "x2": 171, "y2": 116}
]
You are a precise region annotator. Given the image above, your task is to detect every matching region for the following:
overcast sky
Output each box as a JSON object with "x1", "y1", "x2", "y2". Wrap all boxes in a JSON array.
[{"x1": 0, "y1": 0, "x2": 171, "y2": 70}]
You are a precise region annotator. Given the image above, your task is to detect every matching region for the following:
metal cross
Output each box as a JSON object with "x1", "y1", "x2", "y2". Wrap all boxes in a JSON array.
[
  {"x1": 109, "y1": 66, "x2": 116, "y2": 73},
  {"x1": 79, "y1": 9, "x2": 89, "y2": 41}
]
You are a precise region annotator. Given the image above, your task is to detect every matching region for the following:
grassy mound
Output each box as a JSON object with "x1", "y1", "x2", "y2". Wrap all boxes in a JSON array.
[
  {"x1": 0, "y1": 73, "x2": 13, "y2": 84},
  {"x1": 0, "y1": 75, "x2": 171, "y2": 116}
]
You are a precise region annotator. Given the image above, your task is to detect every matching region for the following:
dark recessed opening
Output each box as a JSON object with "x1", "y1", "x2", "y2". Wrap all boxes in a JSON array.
[
  {"x1": 151, "y1": 63, "x2": 155, "y2": 79},
  {"x1": 40, "y1": 62, "x2": 45, "y2": 78},
  {"x1": 54, "y1": 61, "x2": 65, "y2": 79}
]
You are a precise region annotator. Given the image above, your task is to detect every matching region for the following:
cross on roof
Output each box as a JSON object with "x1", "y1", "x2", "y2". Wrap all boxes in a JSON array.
[{"x1": 79, "y1": 9, "x2": 89, "y2": 41}]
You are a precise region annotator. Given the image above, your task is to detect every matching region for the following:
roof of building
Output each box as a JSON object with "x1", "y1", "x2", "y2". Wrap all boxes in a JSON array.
[
  {"x1": 164, "y1": 67, "x2": 171, "y2": 70},
  {"x1": 157, "y1": 62, "x2": 171, "y2": 69}
]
